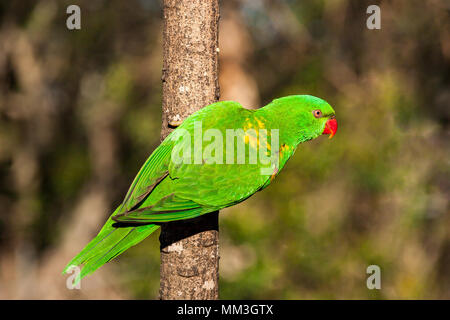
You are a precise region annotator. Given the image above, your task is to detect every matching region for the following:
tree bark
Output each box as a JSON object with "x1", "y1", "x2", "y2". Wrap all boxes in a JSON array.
[{"x1": 159, "y1": 0, "x2": 220, "y2": 300}]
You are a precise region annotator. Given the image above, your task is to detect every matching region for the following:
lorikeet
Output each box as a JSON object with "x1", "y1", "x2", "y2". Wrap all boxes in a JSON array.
[{"x1": 63, "y1": 95, "x2": 337, "y2": 281}]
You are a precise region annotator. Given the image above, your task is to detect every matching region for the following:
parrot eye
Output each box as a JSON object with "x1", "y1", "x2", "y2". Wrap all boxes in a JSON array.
[{"x1": 312, "y1": 110, "x2": 322, "y2": 118}]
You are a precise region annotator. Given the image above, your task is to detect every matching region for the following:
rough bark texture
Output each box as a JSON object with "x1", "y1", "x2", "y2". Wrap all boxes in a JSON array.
[{"x1": 159, "y1": 0, "x2": 220, "y2": 300}]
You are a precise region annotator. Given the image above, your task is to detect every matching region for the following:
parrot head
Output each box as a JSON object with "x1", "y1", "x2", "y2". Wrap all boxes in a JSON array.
[{"x1": 269, "y1": 95, "x2": 338, "y2": 142}]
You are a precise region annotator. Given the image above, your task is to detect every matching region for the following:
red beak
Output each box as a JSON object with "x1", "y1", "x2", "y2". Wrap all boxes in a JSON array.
[{"x1": 322, "y1": 117, "x2": 338, "y2": 139}]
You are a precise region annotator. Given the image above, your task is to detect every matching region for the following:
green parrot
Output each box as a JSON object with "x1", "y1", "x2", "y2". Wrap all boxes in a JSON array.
[{"x1": 63, "y1": 94, "x2": 337, "y2": 282}]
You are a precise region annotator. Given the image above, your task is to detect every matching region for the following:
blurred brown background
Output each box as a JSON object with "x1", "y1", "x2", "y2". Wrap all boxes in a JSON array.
[{"x1": 0, "y1": 0, "x2": 448, "y2": 299}]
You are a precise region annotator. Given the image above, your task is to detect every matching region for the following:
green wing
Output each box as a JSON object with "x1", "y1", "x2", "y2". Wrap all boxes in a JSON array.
[{"x1": 118, "y1": 143, "x2": 173, "y2": 213}]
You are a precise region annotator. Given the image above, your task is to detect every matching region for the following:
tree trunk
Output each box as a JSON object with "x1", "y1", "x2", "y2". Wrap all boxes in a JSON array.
[{"x1": 159, "y1": 0, "x2": 220, "y2": 300}]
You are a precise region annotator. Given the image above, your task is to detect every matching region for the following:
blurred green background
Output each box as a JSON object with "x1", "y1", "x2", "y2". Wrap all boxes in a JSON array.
[{"x1": 0, "y1": 0, "x2": 448, "y2": 299}]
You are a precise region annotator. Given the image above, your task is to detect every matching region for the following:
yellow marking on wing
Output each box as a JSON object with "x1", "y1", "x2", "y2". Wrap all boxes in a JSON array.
[
  {"x1": 243, "y1": 127, "x2": 273, "y2": 155},
  {"x1": 243, "y1": 118, "x2": 253, "y2": 131},
  {"x1": 249, "y1": 133, "x2": 258, "y2": 149},
  {"x1": 280, "y1": 144, "x2": 290, "y2": 153},
  {"x1": 255, "y1": 117, "x2": 265, "y2": 129}
]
